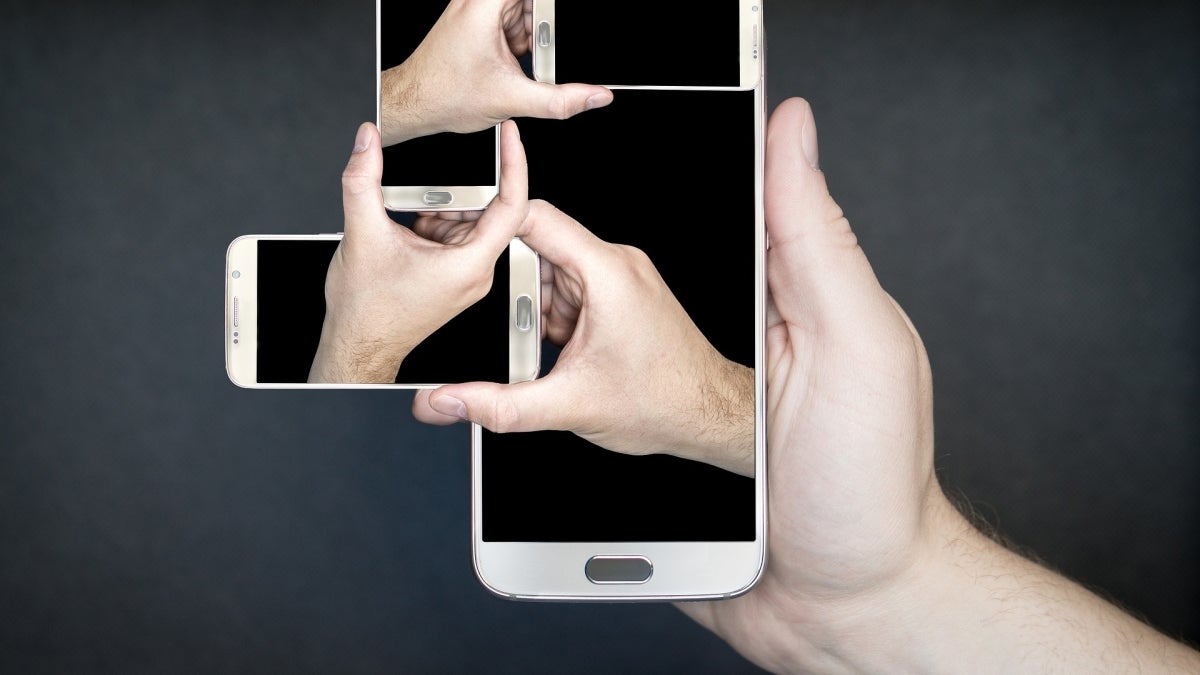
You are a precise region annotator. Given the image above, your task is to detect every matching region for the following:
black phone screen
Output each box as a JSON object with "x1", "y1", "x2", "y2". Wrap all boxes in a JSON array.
[
  {"x1": 482, "y1": 89, "x2": 757, "y2": 542},
  {"x1": 380, "y1": 1, "x2": 496, "y2": 188},
  {"x1": 255, "y1": 239, "x2": 508, "y2": 384},
  {"x1": 553, "y1": 0, "x2": 742, "y2": 87}
]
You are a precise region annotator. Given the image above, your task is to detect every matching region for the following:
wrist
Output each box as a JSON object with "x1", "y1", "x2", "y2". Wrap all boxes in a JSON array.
[
  {"x1": 806, "y1": 495, "x2": 982, "y2": 674},
  {"x1": 786, "y1": 491, "x2": 1200, "y2": 675},
  {"x1": 379, "y1": 61, "x2": 435, "y2": 146},
  {"x1": 308, "y1": 318, "x2": 411, "y2": 384},
  {"x1": 763, "y1": 492, "x2": 975, "y2": 674},
  {"x1": 682, "y1": 357, "x2": 755, "y2": 476}
]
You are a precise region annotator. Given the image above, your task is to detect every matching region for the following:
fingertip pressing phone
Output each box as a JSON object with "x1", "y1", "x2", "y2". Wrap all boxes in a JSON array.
[
  {"x1": 472, "y1": 86, "x2": 767, "y2": 600},
  {"x1": 378, "y1": 0, "x2": 499, "y2": 211},
  {"x1": 532, "y1": 0, "x2": 763, "y2": 90},
  {"x1": 225, "y1": 234, "x2": 540, "y2": 388}
]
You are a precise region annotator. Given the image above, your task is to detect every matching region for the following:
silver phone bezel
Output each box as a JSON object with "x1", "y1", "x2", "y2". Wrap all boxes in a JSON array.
[
  {"x1": 470, "y1": 84, "x2": 768, "y2": 601},
  {"x1": 224, "y1": 234, "x2": 540, "y2": 389},
  {"x1": 532, "y1": 0, "x2": 763, "y2": 91},
  {"x1": 377, "y1": 0, "x2": 500, "y2": 212}
]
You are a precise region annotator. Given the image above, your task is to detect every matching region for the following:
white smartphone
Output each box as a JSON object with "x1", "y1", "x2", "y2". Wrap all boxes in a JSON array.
[
  {"x1": 532, "y1": 0, "x2": 762, "y2": 90},
  {"x1": 225, "y1": 235, "x2": 540, "y2": 388},
  {"x1": 472, "y1": 86, "x2": 767, "y2": 600},
  {"x1": 378, "y1": 0, "x2": 499, "y2": 211}
]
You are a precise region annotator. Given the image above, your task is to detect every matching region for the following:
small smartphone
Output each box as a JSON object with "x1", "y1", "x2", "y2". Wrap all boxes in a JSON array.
[
  {"x1": 532, "y1": 0, "x2": 763, "y2": 90},
  {"x1": 472, "y1": 87, "x2": 767, "y2": 600},
  {"x1": 378, "y1": 0, "x2": 499, "y2": 210},
  {"x1": 225, "y1": 235, "x2": 540, "y2": 388}
]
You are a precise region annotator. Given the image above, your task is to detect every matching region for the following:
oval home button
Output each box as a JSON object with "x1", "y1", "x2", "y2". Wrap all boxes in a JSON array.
[
  {"x1": 585, "y1": 556, "x2": 653, "y2": 584},
  {"x1": 422, "y1": 190, "x2": 454, "y2": 206}
]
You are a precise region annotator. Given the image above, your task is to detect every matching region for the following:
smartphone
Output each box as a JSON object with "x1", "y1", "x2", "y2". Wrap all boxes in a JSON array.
[
  {"x1": 532, "y1": 0, "x2": 762, "y2": 90},
  {"x1": 378, "y1": 0, "x2": 499, "y2": 210},
  {"x1": 225, "y1": 235, "x2": 540, "y2": 387},
  {"x1": 472, "y1": 87, "x2": 766, "y2": 599}
]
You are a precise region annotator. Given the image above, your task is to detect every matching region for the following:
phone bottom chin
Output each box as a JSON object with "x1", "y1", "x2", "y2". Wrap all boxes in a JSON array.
[{"x1": 473, "y1": 541, "x2": 765, "y2": 601}]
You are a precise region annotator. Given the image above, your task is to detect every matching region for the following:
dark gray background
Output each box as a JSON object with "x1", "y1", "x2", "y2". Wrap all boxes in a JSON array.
[{"x1": 1, "y1": 1, "x2": 1195, "y2": 672}]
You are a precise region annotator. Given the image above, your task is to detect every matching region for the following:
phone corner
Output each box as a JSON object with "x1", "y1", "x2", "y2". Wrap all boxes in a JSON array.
[
  {"x1": 224, "y1": 362, "x2": 254, "y2": 389},
  {"x1": 469, "y1": 556, "x2": 521, "y2": 602},
  {"x1": 728, "y1": 558, "x2": 768, "y2": 600},
  {"x1": 226, "y1": 234, "x2": 255, "y2": 256}
]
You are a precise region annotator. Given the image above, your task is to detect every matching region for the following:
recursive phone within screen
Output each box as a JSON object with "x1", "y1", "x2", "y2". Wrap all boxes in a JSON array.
[
  {"x1": 483, "y1": 89, "x2": 757, "y2": 542},
  {"x1": 380, "y1": 1, "x2": 496, "y2": 188},
  {"x1": 554, "y1": 0, "x2": 741, "y2": 87},
  {"x1": 255, "y1": 240, "x2": 507, "y2": 384}
]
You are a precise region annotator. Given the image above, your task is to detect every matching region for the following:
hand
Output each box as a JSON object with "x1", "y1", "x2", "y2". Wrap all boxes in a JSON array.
[
  {"x1": 308, "y1": 120, "x2": 529, "y2": 384},
  {"x1": 380, "y1": 0, "x2": 613, "y2": 147},
  {"x1": 676, "y1": 99, "x2": 1200, "y2": 674},
  {"x1": 411, "y1": 200, "x2": 755, "y2": 476}
]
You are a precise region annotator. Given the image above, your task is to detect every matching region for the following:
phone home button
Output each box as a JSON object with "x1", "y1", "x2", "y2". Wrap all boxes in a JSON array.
[
  {"x1": 584, "y1": 556, "x2": 653, "y2": 584},
  {"x1": 422, "y1": 190, "x2": 454, "y2": 206}
]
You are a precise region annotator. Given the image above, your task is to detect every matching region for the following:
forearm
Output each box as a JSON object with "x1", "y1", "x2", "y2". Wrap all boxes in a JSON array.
[{"x1": 808, "y1": 497, "x2": 1200, "y2": 674}]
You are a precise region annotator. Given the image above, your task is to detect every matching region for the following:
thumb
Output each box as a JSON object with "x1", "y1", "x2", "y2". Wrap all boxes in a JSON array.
[
  {"x1": 509, "y1": 80, "x2": 613, "y2": 121},
  {"x1": 413, "y1": 378, "x2": 577, "y2": 434},
  {"x1": 341, "y1": 122, "x2": 388, "y2": 235},
  {"x1": 765, "y1": 98, "x2": 896, "y2": 341}
]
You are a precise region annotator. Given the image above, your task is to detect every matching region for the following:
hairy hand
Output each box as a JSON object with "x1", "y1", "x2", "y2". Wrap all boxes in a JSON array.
[
  {"x1": 380, "y1": 0, "x2": 612, "y2": 146},
  {"x1": 412, "y1": 200, "x2": 755, "y2": 475},
  {"x1": 308, "y1": 120, "x2": 529, "y2": 383}
]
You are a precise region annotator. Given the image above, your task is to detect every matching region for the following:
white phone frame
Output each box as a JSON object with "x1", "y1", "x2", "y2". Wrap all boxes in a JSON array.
[
  {"x1": 470, "y1": 84, "x2": 768, "y2": 601},
  {"x1": 225, "y1": 234, "x2": 540, "y2": 389},
  {"x1": 532, "y1": 0, "x2": 763, "y2": 91},
  {"x1": 377, "y1": 0, "x2": 501, "y2": 211}
]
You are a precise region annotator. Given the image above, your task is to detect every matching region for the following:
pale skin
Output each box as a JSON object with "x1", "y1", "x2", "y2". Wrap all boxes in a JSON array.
[
  {"x1": 412, "y1": 98, "x2": 1200, "y2": 673},
  {"x1": 412, "y1": 200, "x2": 755, "y2": 476},
  {"x1": 307, "y1": 119, "x2": 529, "y2": 384},
  {"x1": 380, "y1": 0, "x2": 613, "y2": 147}
]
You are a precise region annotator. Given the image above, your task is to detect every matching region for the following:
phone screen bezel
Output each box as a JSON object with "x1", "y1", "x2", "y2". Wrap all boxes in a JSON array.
[
  {"x1": 470, "y1": 85, "x2": 768, "y2": 600},
  {"x1": 376, "y1": 0, "x2": 501, "y2": 211},
  {"x1": 224, "y1": 234, "x2": 540, "y2": 389}
]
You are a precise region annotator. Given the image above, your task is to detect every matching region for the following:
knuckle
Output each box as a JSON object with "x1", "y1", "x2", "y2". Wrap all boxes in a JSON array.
[
  {"x1": 487, "y1": 395, "x2": 524, "y2": 434},
  {"x1": 341, "y1": 168, "x2": 374, "y2": 196},
  {"x1": 546, "y1": 93, "x2": 574, "y2": 120},
  {"x1": 612, "y1": 244, "x2": 657, "y2": 282}
]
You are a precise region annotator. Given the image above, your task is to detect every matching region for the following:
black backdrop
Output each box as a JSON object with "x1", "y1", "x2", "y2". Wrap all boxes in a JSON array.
[{"x1": 1, "y1": 1, "x2": 1195, "y2": 672}]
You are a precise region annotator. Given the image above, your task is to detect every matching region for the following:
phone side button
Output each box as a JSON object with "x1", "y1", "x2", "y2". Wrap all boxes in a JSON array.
[
  {"x1": 584, "y1": 556, "x2": 653, "y2": 584},
  {"x1": 515, "y1": 294, "x2": 534, "y2": 332},
  {"x1": 422, "y1": 190, "x2": 454, "y2": 206},
  {"x1": 537, "y1": 21, "x2": 552, "y2": 48}
]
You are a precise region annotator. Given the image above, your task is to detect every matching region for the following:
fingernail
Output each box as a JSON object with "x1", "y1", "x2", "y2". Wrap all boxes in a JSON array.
[
  {"x1": 352, "y1": 124, "x2": 371, "y2": 153},
  {"x1": 430, "y1": 395, "x2": 468, "y2": 420},
  {"x1": 584, "y1": 92, "x2": 609, "y2": 111},
  {"x1": 801, "y1": 110, "x2": 820, "y2": 170}
]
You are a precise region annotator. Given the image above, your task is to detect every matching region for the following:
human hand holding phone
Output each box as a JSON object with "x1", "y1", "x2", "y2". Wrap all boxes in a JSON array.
[
  {"x1": 380, "y1": 0, "x2": 613, "y2": 147},
  {"x1": 668, "y1": 99, "x2": 1200, "y2": 674},
  {"x1": 411, "y1": 199, "x2": 755, "y2": 476},
  {"x1": 308, "y1": 120, "x2": 529, "y2": 384}
]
